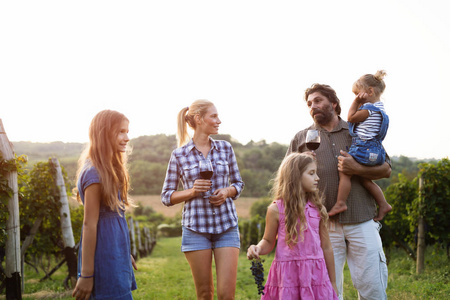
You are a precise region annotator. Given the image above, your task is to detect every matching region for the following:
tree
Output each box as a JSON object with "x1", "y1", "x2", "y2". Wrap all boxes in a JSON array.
[
  {"x1": 415, "y1": 159, "x2": 450, "y2": 247},
  {"x1": 382, "y1": 158, "x2": 450, "y2": 263}
]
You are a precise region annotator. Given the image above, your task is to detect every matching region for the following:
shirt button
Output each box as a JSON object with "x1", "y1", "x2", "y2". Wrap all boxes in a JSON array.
[{"x1": 332, "y1": 143, "x2": 335, "y2": 146}]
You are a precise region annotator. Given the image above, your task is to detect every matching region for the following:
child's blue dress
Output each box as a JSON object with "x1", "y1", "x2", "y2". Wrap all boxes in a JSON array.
[{"x1": 77, "y1": 163, "x2": 137, "y2": 299}]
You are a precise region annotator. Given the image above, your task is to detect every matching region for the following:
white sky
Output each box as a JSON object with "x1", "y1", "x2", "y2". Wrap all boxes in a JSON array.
[{"x1": 1, "y1": 0, "x2": 449, "y2": 159}]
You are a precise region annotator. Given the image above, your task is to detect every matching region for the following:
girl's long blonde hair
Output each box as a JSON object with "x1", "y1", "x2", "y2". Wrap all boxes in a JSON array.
[
  {"x1": 271, "y1": 153, "x2": 328, "y2": 247},
  {"x1": 76, "y1": 110, "x2": 133, "y2": 213},
  {"x1": 176, "y1": 99, "x2": 214, "y2": 147}
]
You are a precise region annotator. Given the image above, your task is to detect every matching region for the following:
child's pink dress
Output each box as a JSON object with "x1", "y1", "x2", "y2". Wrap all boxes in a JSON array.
[{"x1": 262, "y1": 200, "x2": 338, "y2": 299}]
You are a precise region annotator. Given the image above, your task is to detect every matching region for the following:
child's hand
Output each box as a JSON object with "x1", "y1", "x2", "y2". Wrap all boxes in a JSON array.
[
  {"x1": 355, "y1": 92, "x2": 369, "y2": 103},
  {"x1": 247, "y1": 245, "x2": 260, "y2": 260},
  {"x1": 332, "y1": 282, "x2": 339, "y2": 297},
  {"x1": 72, "y1": 277, "x2": 93, "y2": 300},
  {"x1": 131, "y1": 255, "x2": 138, "y2": 270}
]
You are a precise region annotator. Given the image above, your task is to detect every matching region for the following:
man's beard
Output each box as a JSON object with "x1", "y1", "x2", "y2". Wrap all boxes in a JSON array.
[{"x1": 311, "y1": 105, "x2": 335, "y2": 126}]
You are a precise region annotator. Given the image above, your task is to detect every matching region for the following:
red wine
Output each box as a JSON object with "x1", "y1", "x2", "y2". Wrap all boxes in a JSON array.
[
  {"x1": 306, "y1": 142, "x2": 320, "y2": 151},
  {"x1": 200, "y1": 171, "x2": 213, "y2": 179}
]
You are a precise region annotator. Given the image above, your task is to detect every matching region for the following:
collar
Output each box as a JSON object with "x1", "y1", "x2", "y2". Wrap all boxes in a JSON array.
[{"x1": 186, "y1": 137, "x2": 219, "y2": 154}]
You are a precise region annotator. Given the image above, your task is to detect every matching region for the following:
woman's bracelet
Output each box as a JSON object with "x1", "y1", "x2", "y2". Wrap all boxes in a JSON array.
[{"x1": 78, "y1": 273, "x2": 94, "y2": 279}]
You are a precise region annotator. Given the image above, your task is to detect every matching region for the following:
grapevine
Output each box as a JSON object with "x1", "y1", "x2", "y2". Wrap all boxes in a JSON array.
[{"x1": 250, "y1": 258, "x2": 265, "y2": 295}]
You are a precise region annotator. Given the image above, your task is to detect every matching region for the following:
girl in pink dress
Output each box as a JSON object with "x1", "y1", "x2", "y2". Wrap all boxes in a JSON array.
[{"x1": 247, "y1": 153, "x2": 339, "y2": 299}]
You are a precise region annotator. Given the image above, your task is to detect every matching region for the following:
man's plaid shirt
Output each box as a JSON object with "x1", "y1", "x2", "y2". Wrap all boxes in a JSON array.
[{"x1": 161, "y1": 138, "x2": 244, "y2": 234}]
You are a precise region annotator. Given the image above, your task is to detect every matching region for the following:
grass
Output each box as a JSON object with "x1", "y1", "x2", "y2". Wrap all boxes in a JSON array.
[{"x1": 6, "y1": 238, "x2": 449, "y2": 299}]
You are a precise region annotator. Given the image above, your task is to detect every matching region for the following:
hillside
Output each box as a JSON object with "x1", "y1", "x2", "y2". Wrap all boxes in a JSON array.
[{"x1": 11, "y1": 135, "x2": 439, "y2": 197}]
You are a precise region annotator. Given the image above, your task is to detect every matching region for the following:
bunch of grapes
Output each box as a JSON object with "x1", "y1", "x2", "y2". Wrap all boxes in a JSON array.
[{"x1": 250, "y1": 258, "x2": 265, "y2": 295}]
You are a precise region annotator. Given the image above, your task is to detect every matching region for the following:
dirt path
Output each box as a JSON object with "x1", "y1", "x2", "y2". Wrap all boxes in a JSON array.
[{"x1": 131, "y1": 195, "x2": 260, "y2": 219}]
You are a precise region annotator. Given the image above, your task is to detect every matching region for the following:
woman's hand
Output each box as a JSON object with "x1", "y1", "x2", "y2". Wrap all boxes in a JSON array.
[
  {"x1": 192, "y1": 179, "x2": 212, "y2": 196},
  {"x1": 72, "y1": 277, "x2": 93, "y2": 300},
  {"x1": 209, "y1": 187, "x2": 229, "y2": 206},
  {"x1": 247, "y1": 245, "x2": 260, "y2": 260}
]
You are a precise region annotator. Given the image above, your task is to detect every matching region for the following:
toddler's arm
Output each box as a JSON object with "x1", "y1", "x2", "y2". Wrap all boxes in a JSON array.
[
  {"x1": 320, "y1": 219, "x2": 338, "y2": 295},
  {"x1": 348, "y1": 93, "x2": 369, "y2": 123},
  {"x1": 247, "y1": 203, "x2": 279, "y2": 259}
]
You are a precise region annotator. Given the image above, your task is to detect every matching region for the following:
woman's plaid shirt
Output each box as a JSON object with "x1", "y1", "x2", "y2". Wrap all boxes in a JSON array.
[{"x1": 161, "y1": 138, "x2": 244, "y2": 234}]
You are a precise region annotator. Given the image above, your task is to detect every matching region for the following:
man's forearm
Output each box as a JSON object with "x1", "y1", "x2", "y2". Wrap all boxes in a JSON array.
[
  {"x1": 338, "y1": 151, "x2": 391, "y2": 180},
  {"x1": 356, "y1": 162, "x2": 391, "y2": 180}
]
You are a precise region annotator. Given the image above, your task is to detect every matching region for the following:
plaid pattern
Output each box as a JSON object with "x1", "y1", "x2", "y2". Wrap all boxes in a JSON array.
[
  {"x1": 161, "y1": 138, "x2": 244, "y2": 234},
  {"x1": 287, "y1": 118, "x2": 390, "y2": 224}
]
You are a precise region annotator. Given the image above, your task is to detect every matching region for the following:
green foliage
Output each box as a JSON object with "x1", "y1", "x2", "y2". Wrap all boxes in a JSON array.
[
  {"x1": 133, "y1": 202, "x2": 165, "y2": 225},
  {"x1": 382, "y1": 173, "x2": 418, "y2": 247},
  {"x1": 0, "y1": 153, "x2": 26, "y2": 246},
  {"x1": 249, "y1": 197, "x2": 272, "y2": 219},
  {"x1": 129, "y1": 134, "x2": 177, "y2": 164},
  {"x1": 376, "y1": 155, "x2": 437, "y2": 190},
  {"x1": 240, "y1": 169, "x2": 273, "y2": 197},
  {"x1": 70, "y1": 204, "x2": 84, "y2": 247},
  {"x1": 156, "y1": 224, "x2": 182, "y2": 237},
  {"x1": 415, "y1": 158, "x2": 450, "y2": 245},
  {"x1": 129, "y1": 160, "x2": 167, "y2": 194},
  {"x1": 239, "y1": 141, "x2": 285, "y2": 197},
  {"x1": 239, "y1": 214, "x2": 265, "y2": 250},
  {"x1": 20, "y1": 161, "x2": 63, "y2": 257},
  {"x1": 382, "y1": 158, "x2": 450, "y2": 258}
]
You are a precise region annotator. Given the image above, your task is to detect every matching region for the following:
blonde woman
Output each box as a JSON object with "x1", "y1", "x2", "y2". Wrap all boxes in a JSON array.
[
  {"x1": 162, "y1": 100, "x2": 244, "y2": 299},
  {"x1": 72, "y1": 110, "x2": 137, "y2": 300}
]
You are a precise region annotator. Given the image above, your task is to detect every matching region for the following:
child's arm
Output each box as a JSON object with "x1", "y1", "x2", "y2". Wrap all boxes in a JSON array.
[
  {"x1": 72, "y1": 183, "x2": 101, "y2": 299},
  {"x1": 320, "y1": 219, "x2": 338, "y2": 295},
  {"x1": 247, "y1": 203, "x2": 279, "y2": 259},
  {"x1": 347, "y1": 93, "x2": 369, "y2": 123}
]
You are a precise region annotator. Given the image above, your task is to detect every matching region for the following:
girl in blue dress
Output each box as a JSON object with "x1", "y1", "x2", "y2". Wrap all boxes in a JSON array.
[{"x1": 72, "y1": 110, "x2": 137, "y2": 300}]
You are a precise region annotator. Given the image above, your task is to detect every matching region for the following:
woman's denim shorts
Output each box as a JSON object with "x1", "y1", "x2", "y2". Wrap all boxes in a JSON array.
[{"x1": 181, "y1": 225, "x2": 240, "y2": 252}]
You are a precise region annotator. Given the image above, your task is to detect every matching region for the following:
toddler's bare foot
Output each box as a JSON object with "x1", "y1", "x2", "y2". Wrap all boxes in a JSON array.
[
  {"x1": 373, "y1": 203, "x2": 392, "y2": 221},
  {"x1": 328, "y1": 202, "x2": 347, "y2": 216}
]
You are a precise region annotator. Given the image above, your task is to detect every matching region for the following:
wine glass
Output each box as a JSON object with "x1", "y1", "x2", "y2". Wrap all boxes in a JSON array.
[
  {"x1": 306, "y1": 129, "x2": 320, "y2": 152},
  {"x1": 199, "y1": 159, "x2": 213, "y2": 198}
]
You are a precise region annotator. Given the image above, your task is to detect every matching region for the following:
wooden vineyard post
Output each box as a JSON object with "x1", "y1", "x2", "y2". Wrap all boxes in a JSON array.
[
  {"x1": 416, "y1": 176, "x2": 425, "y2": 274},
  {"x1": 0, "y1": 119, "x2": 22, "y2": 299},
  {"x1": 49, "y1": 158, "x2": 77, "y2": 288},
  {"x1": 136, "y1": 221, "x2": 144, "y2": 258},
  {"x1": 129, "y1": 217, "x2": 137, "y2": 260}
]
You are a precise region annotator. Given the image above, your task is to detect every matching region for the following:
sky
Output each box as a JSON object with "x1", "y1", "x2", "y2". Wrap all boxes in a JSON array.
[{"x1": 1, "y1": 0, "x2": 449, "y2": 160}]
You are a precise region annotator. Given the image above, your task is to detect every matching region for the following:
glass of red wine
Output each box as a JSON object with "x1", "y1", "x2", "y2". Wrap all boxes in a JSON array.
[
  {"x1": 199, "y1": 159, "x2": 213, "y2": 198},
  {"x1": 306, "y1": 129, "x2": 320, "y2": 152}
]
